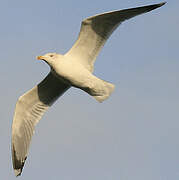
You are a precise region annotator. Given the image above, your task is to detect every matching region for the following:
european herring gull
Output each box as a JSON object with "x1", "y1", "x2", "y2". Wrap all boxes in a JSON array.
[{"x1": 12, "y1": 2, "x2": 166, "y2": 176}]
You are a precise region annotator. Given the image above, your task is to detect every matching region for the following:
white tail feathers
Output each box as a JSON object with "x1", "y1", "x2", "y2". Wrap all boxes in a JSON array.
[
  {"x1": 81, "y1": 75, "x2": 115, "y2": 103},
  {"x1": 93, "y1": 80, "x2": 115, "y2": 102}
]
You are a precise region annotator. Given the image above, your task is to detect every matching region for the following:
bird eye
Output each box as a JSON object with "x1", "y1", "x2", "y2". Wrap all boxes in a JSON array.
[{"x1": 49, "y1": 55, "x2": 54, "y2": 57}]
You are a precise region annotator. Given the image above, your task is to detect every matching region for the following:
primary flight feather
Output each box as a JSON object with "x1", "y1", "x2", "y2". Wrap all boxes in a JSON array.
[{"x1": 12, "y1": 2, "x2": 166, "y2": 176}]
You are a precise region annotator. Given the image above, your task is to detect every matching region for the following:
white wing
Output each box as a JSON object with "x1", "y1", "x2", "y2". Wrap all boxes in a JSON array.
[
  {"x1": 12, "y1": 72, "x2": 70, "y2": 176},
  {"x1": 65, "y1": 2, "x2": 166, "y2": 72}
]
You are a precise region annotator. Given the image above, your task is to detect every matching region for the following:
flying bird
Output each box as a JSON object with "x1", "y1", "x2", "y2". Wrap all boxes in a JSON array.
[{"x1": 11, "y1": 2, "x2": 166, "y2": 176}]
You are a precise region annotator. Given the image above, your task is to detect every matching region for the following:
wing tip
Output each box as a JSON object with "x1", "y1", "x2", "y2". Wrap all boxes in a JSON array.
[
  {"x1": 13, "y1": 160, "x2": 26, "y2": 177},
  {"x1": 143, "y1": 2, "x2": 166, "y2": 12},
  {"x1": 158, "y1": 2, "x2": 167, "y2": 7},
  {"x1": 14, "y1": 169, "x2": 22, "y2": 177},
  {"x1": 12, "y1": 145, "x2": 26, "y2": 177}
]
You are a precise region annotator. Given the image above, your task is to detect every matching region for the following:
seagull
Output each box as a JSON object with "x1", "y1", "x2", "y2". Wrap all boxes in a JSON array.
[{"x1": 11, "y1": 2, "x2": 166, "y2": 176}]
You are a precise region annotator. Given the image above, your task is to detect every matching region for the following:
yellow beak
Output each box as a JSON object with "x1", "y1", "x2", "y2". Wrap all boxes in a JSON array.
[{"x1": 36, "y1": 56, "x2": 44, "y2": 60}]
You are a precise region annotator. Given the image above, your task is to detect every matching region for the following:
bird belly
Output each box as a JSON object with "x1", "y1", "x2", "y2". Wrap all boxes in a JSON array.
[{"x1": 52, "y1": 60, "x2": 93, "y2": 88}]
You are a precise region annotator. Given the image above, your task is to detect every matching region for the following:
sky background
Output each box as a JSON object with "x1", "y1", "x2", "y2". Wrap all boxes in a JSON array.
[{"x1": 0, "y1": 0, "x2": 178, "y2": 180}]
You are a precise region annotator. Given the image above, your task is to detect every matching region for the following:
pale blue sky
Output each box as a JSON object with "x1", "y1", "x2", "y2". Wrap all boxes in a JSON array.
[{"x1": 0, "y1": 0, "x2": 178, "y2": 180}]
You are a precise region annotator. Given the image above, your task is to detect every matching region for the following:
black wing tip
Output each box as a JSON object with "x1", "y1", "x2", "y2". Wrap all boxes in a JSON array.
[
  {"x1": 13, "y1": 159, "x2": 26, "y2": 177},
  {"x1": 13, "y1": 162, "x2": 24, "y2": 177},
  {"x1": 158, "y1": 2, "x2": 167, "y2": 7},
  {"x1": 145, "y1": 2, "x2": 166, "y2": 10},
  {"x1": 12, "y1": 146, "x2": 26, "y2": 177},
  {"x1": 14, "y1": 169, "x2": 22, "y2": 177},
  {"x1": 139, "y1": 2, "x2": 166, "y2": 14}
]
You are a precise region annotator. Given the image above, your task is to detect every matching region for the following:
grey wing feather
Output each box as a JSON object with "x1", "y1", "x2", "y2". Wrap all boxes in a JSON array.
[
  {"x1": 12, "y1": 72, "x2": 70, "y2": 176},
  {"x1": 65, "y1": 2, "x2": 166, "y2": 72}
]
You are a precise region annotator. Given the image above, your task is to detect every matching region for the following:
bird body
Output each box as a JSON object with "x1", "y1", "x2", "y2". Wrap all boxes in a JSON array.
[
  {"x1": 11, "y1": 2, "x2": 166, "y2": 176},
  {"x1": 38, "y1": 53, "x2": 115, "y2": 102}
]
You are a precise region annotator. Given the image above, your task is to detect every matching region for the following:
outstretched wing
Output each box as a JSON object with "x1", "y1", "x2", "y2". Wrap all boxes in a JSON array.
[
  {"x1": 12, "y1": 72, "x2": 70, "y2": 176},
  {"x1": 65, "y1": 2, "x2": 166, "y2": 72}
]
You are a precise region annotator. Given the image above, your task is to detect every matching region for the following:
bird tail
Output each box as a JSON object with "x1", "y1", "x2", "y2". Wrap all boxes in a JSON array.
[
  {"x1": 92, "y1": 80, "x2": 115, "y2": 103},
  {"x1": 80, "y1": 74, "x2": 115, "y2": 103}
]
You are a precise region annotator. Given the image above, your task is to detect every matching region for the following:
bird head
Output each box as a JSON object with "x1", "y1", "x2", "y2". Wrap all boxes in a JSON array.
[{"x1": 37, "y1": 53, "x2": 60, "y2": 66}]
